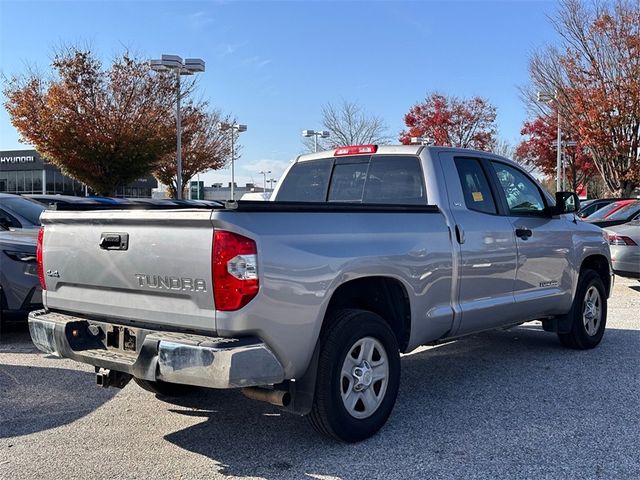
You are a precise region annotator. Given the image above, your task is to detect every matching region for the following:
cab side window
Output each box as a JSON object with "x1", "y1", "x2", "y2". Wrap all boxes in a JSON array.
[
  {"x1": 454, "y1": 157, "x2": 497, "y2": 214},
  {"x1": 490, "y1": 162, "x2": 545, "y2": 215}
]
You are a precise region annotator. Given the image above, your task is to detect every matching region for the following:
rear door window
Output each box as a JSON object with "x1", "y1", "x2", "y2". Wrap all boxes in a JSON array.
[{"x1": 454, "y1": 157, "x2": 497, "y2": 214}]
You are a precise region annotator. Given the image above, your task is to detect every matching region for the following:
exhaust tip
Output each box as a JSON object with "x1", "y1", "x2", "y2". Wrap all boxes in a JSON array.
[{"x1": 242, "y1": 387, "x2": 291, "y2": 407}]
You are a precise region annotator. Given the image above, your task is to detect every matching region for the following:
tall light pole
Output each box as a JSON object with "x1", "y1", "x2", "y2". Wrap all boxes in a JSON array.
[
  {"x1": 537, "y1": 90, "x2": 562, "y2": 192},
  {"x1": 259, "y1": 170, "x2": 271, "y2": 192},
  {"x1": 268, "y1": 178, "x2": 277, "y2": 191},
  {"x1": 218, "y1": 122, "x2": 247, "y2": 200},
  {"x1": 150, "y1": 54, "x2": 205, "y2": 199},
  {"x1": 302, "y1": 129, "x2": 330, "y2": 152}
]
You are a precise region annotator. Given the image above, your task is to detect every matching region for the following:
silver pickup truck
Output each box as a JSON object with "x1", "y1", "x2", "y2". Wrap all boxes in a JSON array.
[{"x1": 29, "y1": 145, "x2": 612, "y2": 442}]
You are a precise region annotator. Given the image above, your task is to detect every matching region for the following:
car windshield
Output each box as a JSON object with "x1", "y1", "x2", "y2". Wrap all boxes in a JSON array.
[
  {"x1": 586, "y1": 201, "x2": 627, "y2": 220},
  {"x1": 1, "y1": 196, "x2": 46, "y2": 225},
  {"x1": 605, "y1": 201, "x2": 640, "y2": 221}
]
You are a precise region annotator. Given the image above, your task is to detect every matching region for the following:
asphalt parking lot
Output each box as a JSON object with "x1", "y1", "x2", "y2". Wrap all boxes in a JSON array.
[{"x1": 1, "y1": 277, "x2": 639, "y2": 480}]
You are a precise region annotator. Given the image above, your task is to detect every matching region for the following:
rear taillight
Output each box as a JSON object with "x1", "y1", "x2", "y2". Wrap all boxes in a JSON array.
[
  {"x1": 213, "y1": 230, "x2": 259, "y2": 311},
  {"x1": 334, "y1": 144, "x2": 378, "y2": 156},
  {"x1": 37, "y1": 227, "x2": 46, "y2": 290},
  {"x1": 608, "y1": 234, "x2": 637, "y2": 246}
]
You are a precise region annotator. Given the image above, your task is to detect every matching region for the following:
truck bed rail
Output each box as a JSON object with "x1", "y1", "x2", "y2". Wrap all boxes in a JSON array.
[{"x1": 51, "y1": 200, "x2": 440, "y2": 213}]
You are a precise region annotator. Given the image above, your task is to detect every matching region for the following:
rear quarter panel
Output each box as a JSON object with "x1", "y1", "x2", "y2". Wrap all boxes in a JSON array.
[{"x1": 212, "y1": 209, "x2": 454, "y2": 378}]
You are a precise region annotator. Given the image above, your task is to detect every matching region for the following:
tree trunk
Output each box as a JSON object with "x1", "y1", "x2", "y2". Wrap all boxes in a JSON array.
[{"x1": 621, "y1": 181, "x2": 636, "y2": 198}]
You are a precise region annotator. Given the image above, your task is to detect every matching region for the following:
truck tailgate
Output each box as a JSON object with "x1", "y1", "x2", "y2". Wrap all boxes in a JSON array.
[{"x1": 40, "y1": 209, "x2": 216, "y2": 332}]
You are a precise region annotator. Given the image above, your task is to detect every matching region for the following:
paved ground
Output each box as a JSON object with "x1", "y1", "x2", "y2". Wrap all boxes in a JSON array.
[{"x1": 1, "y1": 277, "x2": 639, "y2": 480}]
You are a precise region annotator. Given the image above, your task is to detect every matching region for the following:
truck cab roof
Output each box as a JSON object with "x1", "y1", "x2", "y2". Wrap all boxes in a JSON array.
[{"x1": 295, "y1": 144, "x2": 514, "y2": 165}]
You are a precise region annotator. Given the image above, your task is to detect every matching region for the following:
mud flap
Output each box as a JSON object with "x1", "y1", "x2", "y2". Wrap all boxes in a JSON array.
[
  {"x1": 542, "y1": 315, "x2": 573, "y2": 334},
  {"x1": 281, "y1": 340, "x2": 320, "y2": 416}
]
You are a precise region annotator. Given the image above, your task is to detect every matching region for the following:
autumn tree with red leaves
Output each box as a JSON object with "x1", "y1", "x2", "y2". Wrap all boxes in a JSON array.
[
  {"x1": 525, "y1": 0, "x2": 640, "y2": 196},
  {"x1": 400, "y1": 93, "x2": 497, "y2": 151},
  {"x1": 516, "y1": 112, "x2": 596, "y2": 192},
  {"x1": 154, "y1": 104, "x2": 233, "y2": 198},
  {"x1": 3, "y1": 48, "x2": 179, "y2": 196}
]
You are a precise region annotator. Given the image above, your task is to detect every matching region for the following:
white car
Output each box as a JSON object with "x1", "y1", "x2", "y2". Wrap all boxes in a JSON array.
[
  {"x1": 605, "y1": 221, "x2": 640, "y2": 279},
  {"x1": 240, "y1": 192, "x2": 270, "y2": 201}
]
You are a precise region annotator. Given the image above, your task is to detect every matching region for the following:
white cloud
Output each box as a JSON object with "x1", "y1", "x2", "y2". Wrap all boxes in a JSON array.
[
  {"x1": 187, "y1": 11, "x2": 213, "y2": 30},
  {"x1": 240, "y1": 56, "x2": 272, "y2": 69},
  {"x1": 215, "y1": 41, "x2": 248, "y2": 58}
]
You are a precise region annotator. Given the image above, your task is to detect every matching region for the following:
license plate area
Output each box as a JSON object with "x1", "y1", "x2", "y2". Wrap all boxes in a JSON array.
[{"x1": 102, "y1": 324, "x2": 137, "y2": 352}]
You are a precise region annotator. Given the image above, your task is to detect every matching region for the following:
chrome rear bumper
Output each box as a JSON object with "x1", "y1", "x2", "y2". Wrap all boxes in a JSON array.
[{"x1": 28, "y1": 310, "x2": 285, "y2": 389}]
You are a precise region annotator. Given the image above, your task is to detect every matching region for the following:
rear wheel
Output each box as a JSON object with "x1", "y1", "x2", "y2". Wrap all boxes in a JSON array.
[
  {"x1": 308, "y1": 309, "x2": 400, "y2": 442},
  {"x1": 133, "y1": 378, "x2": 196, "y2": 397},
  {"x1": 558, "y1": 269, "x2": 607, "y2": 349}
]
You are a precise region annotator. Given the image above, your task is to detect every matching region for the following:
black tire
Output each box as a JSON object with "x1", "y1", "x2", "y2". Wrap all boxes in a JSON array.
[
  {"x1": 308, "y1": 309, "x2": 400, "y2": 442},
  {"x1": 558, "y1": 269, "x2": 607, "y2": 349},
  {"x1": 133, "y1": 378, "x2": 196, "y2": 397}
]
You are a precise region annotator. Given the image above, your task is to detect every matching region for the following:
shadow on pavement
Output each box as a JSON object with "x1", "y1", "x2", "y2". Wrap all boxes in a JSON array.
[
  {"x1": 0, "y1": 322, "x2": 118, "y2": 438},
  {"x1": 0, "y1": 321, "x2": 38, "y2": 354},
  {"x1": 161, "y1": 325, "x2": 640, "y2": 479},
  {"x1": 0, "y1": 363, "x2": 119, "y2": 438}
]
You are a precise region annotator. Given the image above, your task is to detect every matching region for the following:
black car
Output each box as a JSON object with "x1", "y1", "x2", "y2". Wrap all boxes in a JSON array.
[{"x1": 27, "y1": 194, "x2": 102, "y2": 207}]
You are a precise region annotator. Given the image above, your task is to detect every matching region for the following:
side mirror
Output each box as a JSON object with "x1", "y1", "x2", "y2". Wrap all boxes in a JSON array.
[{"x1": 550, "y1": 191, "x2": 580, "y2": 215}]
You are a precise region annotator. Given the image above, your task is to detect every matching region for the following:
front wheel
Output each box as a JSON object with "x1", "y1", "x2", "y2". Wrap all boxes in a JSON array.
[
  {"x1": 558, "y1": 269, "x2": 607, "y2": 349},
  {"x1": 308, "y1": 309, "x2": 400, "y2": 442}
]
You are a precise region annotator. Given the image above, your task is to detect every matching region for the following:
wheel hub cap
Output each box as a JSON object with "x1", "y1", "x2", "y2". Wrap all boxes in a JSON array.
[
  {"x1": 352, "y1": 361, "x2": 373, "y2": 391},
  {"x1": 340, "y1": 336, "x2": 389, "y2": 419},
  {"x1": 582, "y1": 286, "x2": 602, "y2": 336}
]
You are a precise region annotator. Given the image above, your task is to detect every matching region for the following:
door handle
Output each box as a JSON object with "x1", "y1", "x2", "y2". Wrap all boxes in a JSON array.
[
  {"x1": 99, "y1": 232, "x2": 129, "y2": 250},
  {"x1": 455, "y1": 225, "x2": 465, "y2": 244},
  {"x1": 515, "y1": 227, "x2": 533, "y2": 240}
]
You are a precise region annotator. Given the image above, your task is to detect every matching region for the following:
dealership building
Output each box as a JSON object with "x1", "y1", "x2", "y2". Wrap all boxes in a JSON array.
[{"x1": 0, "y1": 149, "x2": 157, "y2": 197}]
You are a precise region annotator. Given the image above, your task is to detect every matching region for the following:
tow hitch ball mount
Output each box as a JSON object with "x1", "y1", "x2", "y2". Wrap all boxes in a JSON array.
[{"x1": 96, "y1": 367, "x2": 132, "y2": 389}]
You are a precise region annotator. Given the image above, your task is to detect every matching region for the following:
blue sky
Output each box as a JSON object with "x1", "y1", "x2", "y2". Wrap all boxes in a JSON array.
[{"x1": 0, "y1": 0, "x2": 559, "y2": 188}]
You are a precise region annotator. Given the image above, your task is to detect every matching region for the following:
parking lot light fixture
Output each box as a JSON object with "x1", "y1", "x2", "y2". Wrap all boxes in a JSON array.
[
  {"x1": 302, "y1": 129, "x2": 330, "y2": 152},
  {"x1": 537, "y1": 90, "x2": 562, "y2": 192},
  {"x1": 218, "y1": 122, "x2": 248, "y2": 200},
  {"x1": 410, "y1": 136, "x2": 432, "y2": 145},
  {"x1": 150, "y1": 54, "x2": 206, "y2": 199},
  {"x1": 259, "y1": 170, "x2": 271, "y2": 192}
]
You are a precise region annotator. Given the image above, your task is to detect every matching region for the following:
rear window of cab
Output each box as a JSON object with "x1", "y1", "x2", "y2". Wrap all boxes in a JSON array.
[{"x1": 275, "y1": 155, "x2": 426, "y2": 204}]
